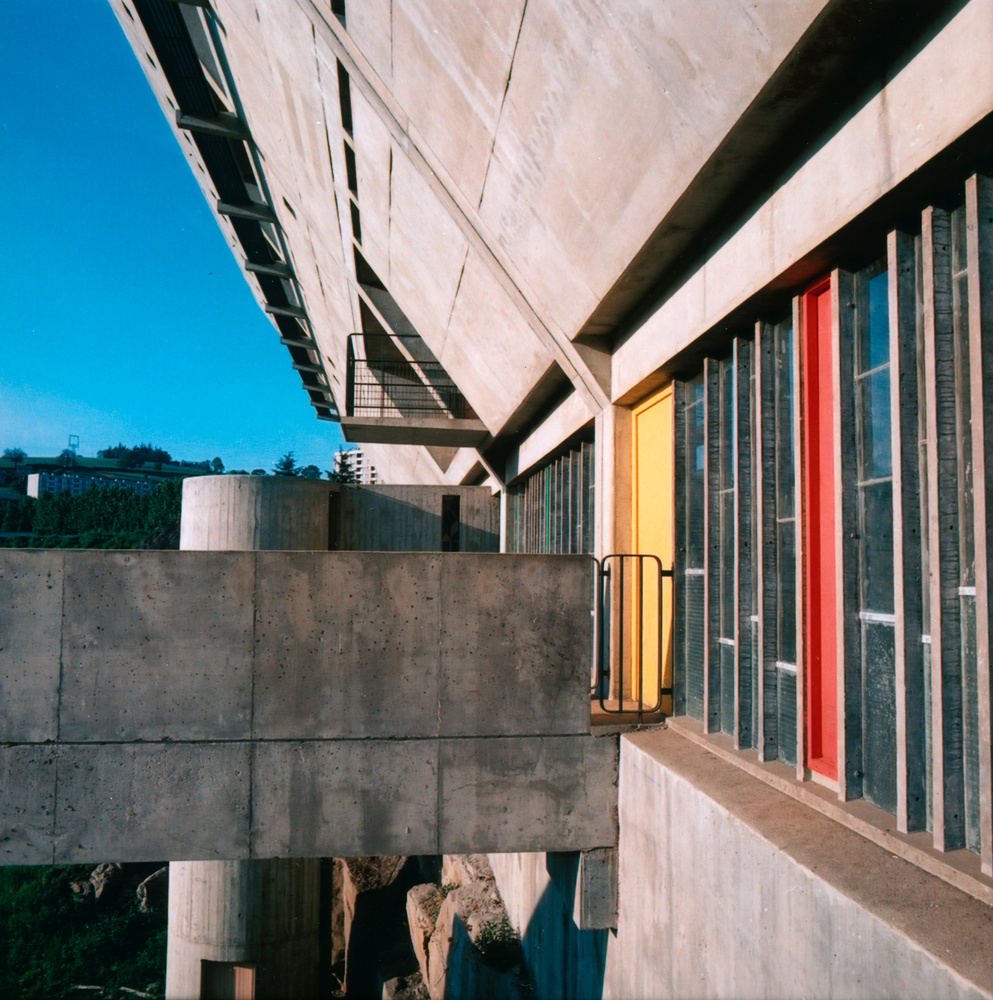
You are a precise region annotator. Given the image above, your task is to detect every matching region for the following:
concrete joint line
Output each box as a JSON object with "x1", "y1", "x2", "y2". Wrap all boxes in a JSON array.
[
  {"x1": 50, "y1": 552, "x2": 67, "y2": 865},
  {"x1": 297, "y1": 0, "x2": 607, "y2": 414},
  {"x1": 3, "y1": 733, "x2": 598, "y2": 749}
]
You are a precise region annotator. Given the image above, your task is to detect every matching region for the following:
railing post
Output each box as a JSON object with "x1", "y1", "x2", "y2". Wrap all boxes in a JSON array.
[{"x1": 345, "y1": 335, "x2": 355, "y2": 416}]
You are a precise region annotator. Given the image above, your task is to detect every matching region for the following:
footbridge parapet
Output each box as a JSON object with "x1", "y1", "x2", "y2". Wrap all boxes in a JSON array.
[{"x1": 0, "y1": 550, "x2": 616, "y2": 864}]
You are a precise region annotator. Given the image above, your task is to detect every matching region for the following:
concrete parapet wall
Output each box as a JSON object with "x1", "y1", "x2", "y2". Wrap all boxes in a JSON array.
[
  {"x1": 330, "y1": 484, "x2": 499, "y2": 552},
  {"x1": 604, "y1": 729, "x2": 993, "y2": 998},
  {"x1": 0, "y1": 549, "x2": 615, "y2": 864}
]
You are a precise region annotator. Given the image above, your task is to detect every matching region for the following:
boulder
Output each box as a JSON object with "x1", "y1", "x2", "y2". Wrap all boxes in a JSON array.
[
  {"x1": 136, "y1": 865, "x2": 168, "y2": 914},
  {"x1": 406, "y1": 884, "x2": 442, "y2": 982},
  {"x1": 70, "y1": 863, "x2": 124, "y2": 904},
  {"x1": 382, "y1": 970, "x2": 430, "y2": 1000}
]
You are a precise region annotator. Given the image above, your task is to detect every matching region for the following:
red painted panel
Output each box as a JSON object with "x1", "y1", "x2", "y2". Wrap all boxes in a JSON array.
[{"x1": 802, "y1": 279, "x2": 838, "y2": 780}]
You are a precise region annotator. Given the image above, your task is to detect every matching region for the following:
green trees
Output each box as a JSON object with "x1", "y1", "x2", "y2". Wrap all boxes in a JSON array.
[
  {"x1": 0, "y1": 865, "x2": 166, "y2": 998},
  {"x1": 328, "y1": 450, "x2": 360, "y2": 483},
  {"x1": 0, "y1": 480, "x2": 182, "y2": 550},
  {"x1": 98, "y1": 442, "x2": 172, "y2": 465},
  {"x1": 273, "y1": 451, "x2": 299, "y2": 476}
]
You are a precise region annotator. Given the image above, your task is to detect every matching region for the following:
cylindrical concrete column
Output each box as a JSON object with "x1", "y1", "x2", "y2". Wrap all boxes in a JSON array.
[
  {"x1": 166, "y1": 860, "x2": 322, "y2": 1000},
  {"x1": 180, "y1": 474, "x2": 332, "y2": 551},
  {"x1": 167, "y1": 475, "x2": 326, "y2": 1000}
]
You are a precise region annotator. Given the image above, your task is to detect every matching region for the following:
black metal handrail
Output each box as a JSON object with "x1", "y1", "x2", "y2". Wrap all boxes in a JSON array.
[
  {"x1": 593, "y1": 554, "x2": 674, "y2": 723},
  {"x1": 345, "y1": 334, "x2": 475, "y2": 419}
]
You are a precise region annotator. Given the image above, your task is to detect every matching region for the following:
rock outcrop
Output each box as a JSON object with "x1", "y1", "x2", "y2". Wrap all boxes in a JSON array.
[
  {"x1": 406, "y1": 855, "x2": 529, "y2": 1000},
  {"x1": 70, "y1": 863, "x2": 124, "y2": 904}
]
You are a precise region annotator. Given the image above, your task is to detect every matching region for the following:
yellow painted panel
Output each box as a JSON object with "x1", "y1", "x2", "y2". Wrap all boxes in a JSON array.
[{"x1": 632, "y1": 385, "x2": 674, "y2": 710}]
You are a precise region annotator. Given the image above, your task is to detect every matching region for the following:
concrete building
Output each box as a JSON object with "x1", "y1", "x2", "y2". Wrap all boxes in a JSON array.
[
  {"x1": 27, "y1": 471, "x2": 162, "y2": 497},
  {"x1": 332, "y1": 445, "x2": 377, "y2": 483},
  {"x1": 17, "y1": 0, "x2": 993, "y2": 994}
]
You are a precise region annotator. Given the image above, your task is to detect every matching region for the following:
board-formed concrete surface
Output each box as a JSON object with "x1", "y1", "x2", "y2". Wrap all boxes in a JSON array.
[{"x1": 0, "y1": 549, "x2": 616, "y2": 864}]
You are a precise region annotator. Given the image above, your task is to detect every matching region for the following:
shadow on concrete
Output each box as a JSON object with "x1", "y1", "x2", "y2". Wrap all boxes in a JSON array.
[{"x1": 518, "y1": 853, "x2": 608, "y2": 1000}]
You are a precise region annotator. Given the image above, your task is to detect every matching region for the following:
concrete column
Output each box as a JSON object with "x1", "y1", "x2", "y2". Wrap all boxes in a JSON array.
[
  {"x1": 167, "y1": 475, "x2": 326, "y2": 1000},
  {"x1": 166, "y1": 860, "x2": 321, "y2": 1000},
  {"x1": 179, "y1": 474, "x2": 332, "y2": 551}
]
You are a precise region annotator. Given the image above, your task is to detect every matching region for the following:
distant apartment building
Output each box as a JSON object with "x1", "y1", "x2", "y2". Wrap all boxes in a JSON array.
[
  {"x1": 26, "y1": 471, "x2": 160, "y2": 498},
  {"x1": 332, "y1": 446, "x2": 377, "y2": 484}
]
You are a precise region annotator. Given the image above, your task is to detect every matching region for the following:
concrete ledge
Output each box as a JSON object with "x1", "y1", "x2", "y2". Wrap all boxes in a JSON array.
[
  {"x1": 341, "y1": 415, "x2": 489, "y2": 447},
  {"x1": 610, "y1": 728, "x2": 993, "y2": 999}
]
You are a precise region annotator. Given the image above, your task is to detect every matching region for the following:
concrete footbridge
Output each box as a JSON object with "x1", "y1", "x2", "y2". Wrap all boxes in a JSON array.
[{"x1": 0, "y1": 481, "x2": 617, "y2": 866}]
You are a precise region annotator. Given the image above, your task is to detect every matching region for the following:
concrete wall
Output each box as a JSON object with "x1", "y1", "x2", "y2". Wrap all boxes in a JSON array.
[
  {"x1": 0, "y1": 549, "x2": 615, "y2": 864},
  {"x1": 489, "y1": 730, "x2": 993, "y2": 1000},
  {"x1": 180, "y1": 477, "x2": 500, "y2": 553},
  {"x1": 331, "y1": 484, "x2": 499, "y2": 552}
]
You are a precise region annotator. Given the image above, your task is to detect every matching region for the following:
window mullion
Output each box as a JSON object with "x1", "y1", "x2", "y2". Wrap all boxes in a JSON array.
[
  {"x1": 705, "y1": 357, "x2": 721, "y2": 734},
  {"x1": 792, "y1": 295, "x2": 806, "y2": 778},
  {"x1": 834, "y1": 268, "x2": 862, "y2": 802},
  {"x1": 734, "y1": 336, "x2": 754, "y2": 750},
  {"x1": 965, "y1": 173, "x2": 993, "y2": 875},
  {"x1": 673, "y1": 381, "x2": 688, "y2": 717},
  {"x1": 923, "y1": 203, "x2": 967, "y2": 853},
  {"x1": 756, "y1": 321, "x2": 778, "y2": 761},
  {"x1": 889, "y1": 227, "x2": 927, "y2": 834}
]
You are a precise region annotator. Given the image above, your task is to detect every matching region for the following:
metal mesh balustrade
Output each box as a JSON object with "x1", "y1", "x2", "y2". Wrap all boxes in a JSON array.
[{"x1": 346, "y1": 334, "x2": 475, "y2": 419}]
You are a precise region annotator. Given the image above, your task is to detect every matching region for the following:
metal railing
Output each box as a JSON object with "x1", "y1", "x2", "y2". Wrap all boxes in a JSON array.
[
  {"x1": 345, "y1": 334, "x2": 474, "y2": 419},
  {"x1": 593, "y1": 554, "x2": 674, "y2": 723}
]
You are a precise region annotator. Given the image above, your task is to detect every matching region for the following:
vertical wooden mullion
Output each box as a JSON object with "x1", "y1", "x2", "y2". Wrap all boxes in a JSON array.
[
  {"x1": 673, "y1": 381, "x2": 688, "y2": 717},
  {"x1": 924, "y1": 204, "x2": 966, "y2": 852},
  {"x1": 966, "y1": 174, "x2": 993, "y2": 873},
  {"x1": 705, "y1": 356, "x2": 721, "y2": 733},
  {"x1": 890, "y1": 229, "x2": 927, "y2": 833},
  {"x1": 834, "y1": 269, "x2": 862, "y2": 801},
  {"x1": 756, "y1": 321, "x2": 778, "y2": 761},
  {"x1": 793, "y1": 295, "x2": 806, "y2": 779},
  {"x1": 734, "y1": 337, "x2": 753, "y2": 749}
]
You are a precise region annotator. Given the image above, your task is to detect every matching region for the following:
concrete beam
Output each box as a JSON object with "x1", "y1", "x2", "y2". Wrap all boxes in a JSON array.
[
  {"x1": 572, "y1": 848, "x2": 618, "y2": 930},
  {"x1": 341, "y1": 415, "x2": 489, "y2": 447},
  {"x1": 280, "y1": 335, "x2": 318, "y2": 350},
  {"x1": 0, "y1": 550, "x2": 614, "y2": 864},
  {"x1": 265, "y1": 303, "x2": 307, "y2": 320},
  {"x1": 246, "y1": 259, "x2": 294, "y2": 279},
  {"x1": 217, "y1": 199, "x2": 278, "y2": 224},
  {"x1": 176, "y1": 110, "x2": 250, "y2": 141}
]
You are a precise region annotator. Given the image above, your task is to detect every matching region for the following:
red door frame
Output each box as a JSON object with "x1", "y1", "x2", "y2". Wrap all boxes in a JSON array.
[{"x1": 802, "y1": 278, "x2": 839, "y2": 781}]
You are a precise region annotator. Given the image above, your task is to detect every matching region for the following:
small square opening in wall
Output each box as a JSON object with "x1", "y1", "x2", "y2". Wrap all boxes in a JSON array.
[
  {"x1": 350, "y1": 200, "x2": 361, "y2": 243},
  {"x1": 344, "y1": 143, "x2": 358, "y2": 196},
  {"x1": 337, "y1": 61, "x2": 353, "y2": 135}
]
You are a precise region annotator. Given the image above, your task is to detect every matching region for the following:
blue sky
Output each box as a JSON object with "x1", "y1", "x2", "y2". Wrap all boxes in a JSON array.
[{"x1": 0, "y1": 1, "x2": 345, "y2": 473}]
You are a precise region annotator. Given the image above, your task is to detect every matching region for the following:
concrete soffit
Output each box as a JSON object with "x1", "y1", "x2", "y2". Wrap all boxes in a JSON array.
[
  {"x1": 295, "y1": 0, "x2": 609, "y2": 415},
  {"x1": 580, "y1": 0, "x2": 976, "y2": 360},
  {"x1": 610, "y1": 0, "x2": 990, "y2": 405}
]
